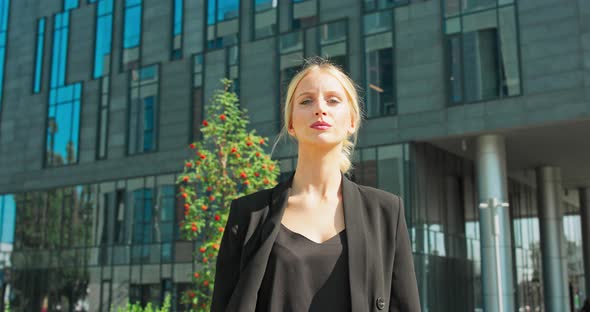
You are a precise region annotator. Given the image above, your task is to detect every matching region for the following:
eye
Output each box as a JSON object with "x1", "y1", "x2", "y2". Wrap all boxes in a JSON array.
[
  {"x1": 300, "y1": 99, "x2": 312, "y2": 105},
  {"x1": 328, "y1": 97, "x2": 341, "y2": 104}
]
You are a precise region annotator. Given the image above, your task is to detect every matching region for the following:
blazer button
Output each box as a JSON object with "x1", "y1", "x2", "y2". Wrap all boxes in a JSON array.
[{"x1": 376, "y1": 297, "x2": 385, "y2": 310}]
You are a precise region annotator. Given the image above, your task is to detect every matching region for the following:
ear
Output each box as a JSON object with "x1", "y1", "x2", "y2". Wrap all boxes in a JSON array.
[
  {"x1": 287, "y1": 123, "x2": 296, "y2": 137},
  {"x1": 347, "y1": 118, "x2": 356, "y2": 136}
]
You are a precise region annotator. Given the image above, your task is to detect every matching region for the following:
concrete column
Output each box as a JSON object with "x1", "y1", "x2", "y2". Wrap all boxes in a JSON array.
[
  {"x1": 578, "y1": 187, "x2": 590, "y2": 301},
  {"x1": 475, "y1": 135, "x2": 516, "y2": 312},
  {"x1": 536, "y1": 167, "x2": 570, "y2": 312}
]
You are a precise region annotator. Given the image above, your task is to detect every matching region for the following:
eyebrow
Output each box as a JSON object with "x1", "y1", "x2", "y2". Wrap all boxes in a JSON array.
[{"x1": 295, "y1": 90, "x2": 344, "y2": 99}]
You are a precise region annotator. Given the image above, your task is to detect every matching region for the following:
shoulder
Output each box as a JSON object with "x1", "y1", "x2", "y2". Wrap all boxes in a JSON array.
[
  {"x1": 352, "y1": 182, "x2": 404, "y2": 221},
  {"x1": 356, "y1": 183, "x2": 402, "y2": 208},
  {"x1": 230, "y1": 187, "x2": 274, "y2": 218}
]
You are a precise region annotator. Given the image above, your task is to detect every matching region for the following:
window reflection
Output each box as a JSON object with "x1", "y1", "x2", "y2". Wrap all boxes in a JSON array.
[
  {"x1": 33, "y1": 18, "x2": 46, "y2": 93},
  {"x1": 64, "y1": 0, "x2": 79, "y2": 10},
  {"x1": 171, "y1": 0, "x2": 183, "y2": 59},
  {"x1": 292, "y1": 0, "x2": 317, "y2": 30},
  {"x1": 279, "y1": 31, "x2": 304, "y2": 131},
  {"x1": 46, "y1": 84, "x2": 82, "y2": 166},
  {"x1": 363, "y1": 0, "x2": 408, "y2": 11},
  {"x1": 318, "y1": 20, "x2": 348, "y2": 72},
  {"x1": 122, "y1": 0, "x2": 142, "y2": 71},
  {"x1": 93, "y1": 0, "x2": 113, "y2": 78},
  {"x1": 254, "y1": 0, "x2": 277, "y2": 39},
  {"x1": 192, "y1": 54, "x2": 204, "y2": 141},
  {"x1": 207, "y1": 0, "x2": 240, "y2": 49},
  {"x1": 46, "y1": 12, "x2": 82, "y2": 167},
  {"x1": 0, "y1": 0, "x2": 8, "y2": 112},
  {"x1": 128, "y1": 65, "x2": 159, "y2": 154},
  {"x1": 363, "y1": 11, "x2": 395, "y2": 117},
  {"x1": 443, "y1": 1, "x2": 521, "y2": 104}
]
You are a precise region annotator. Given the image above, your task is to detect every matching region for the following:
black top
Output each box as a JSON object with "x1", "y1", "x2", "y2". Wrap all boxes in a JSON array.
[{"x1": 256, "y1": 223, "x2": 351, "y2": 312}]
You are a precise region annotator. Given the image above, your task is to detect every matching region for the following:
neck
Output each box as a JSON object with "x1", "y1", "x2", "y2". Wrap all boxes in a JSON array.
[{"x1": 291, "y1": 143, "x2": 343, "y2": 199}]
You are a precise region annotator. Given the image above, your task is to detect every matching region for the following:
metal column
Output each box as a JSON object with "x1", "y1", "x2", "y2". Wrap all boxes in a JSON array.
[
  {"x1": 578, "y1": 187, "x2": 590, "y2": 302},
  {"x1": 536, "y1": 166, "x2": 570, "y2": 312},
  {"x1": 475, "y1": 135, "x2": 515, "y2": 312}
]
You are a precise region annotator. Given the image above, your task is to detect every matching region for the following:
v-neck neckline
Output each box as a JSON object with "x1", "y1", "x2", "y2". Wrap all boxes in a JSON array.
[{"x1": 280, "y1": 223, "x2": 346, "y2": 245}]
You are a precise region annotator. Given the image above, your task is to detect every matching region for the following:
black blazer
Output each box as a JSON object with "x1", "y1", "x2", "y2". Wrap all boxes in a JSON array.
[{"x1": 211, "y1": 172, "x2": 421, "y2": 311}]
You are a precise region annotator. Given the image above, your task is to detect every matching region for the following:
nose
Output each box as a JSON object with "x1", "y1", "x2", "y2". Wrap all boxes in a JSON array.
[{"x1": 315, "y1": 98, "x2": 328, "y2": 116}]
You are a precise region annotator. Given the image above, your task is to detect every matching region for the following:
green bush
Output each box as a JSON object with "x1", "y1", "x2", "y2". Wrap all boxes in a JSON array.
[{"x1": 111, "y1": 295, "x2": 171, "y2": 312}]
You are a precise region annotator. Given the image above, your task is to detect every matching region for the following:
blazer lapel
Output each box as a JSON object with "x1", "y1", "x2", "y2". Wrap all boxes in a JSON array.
[
  {"x1": 227, "y1": 174, "x2": 293, "y2": 311},
  {"x1": 341, "y1": 172, "x2": 369, "y2": 311}
]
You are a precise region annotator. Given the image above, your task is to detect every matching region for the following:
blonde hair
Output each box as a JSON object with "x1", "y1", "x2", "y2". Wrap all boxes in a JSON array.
[{"x1": 272, "y1": 57, "x2": 363, "y2": 174}]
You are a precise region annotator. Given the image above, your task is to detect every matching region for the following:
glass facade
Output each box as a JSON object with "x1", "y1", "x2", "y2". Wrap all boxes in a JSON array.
[
  {"x1": 253, "y1": 0, "x2": 277, "y2": 39},
  {"x1": 443, "y1": 0, "x2": 521, "y2": 104},
  {"x1": 128, "y1": 64, "x2": 159, "y2": 155},
  {"x1": 363, "y1": 10, "x2": 395, "y2": 117},
  {"x1": 171, "y1": 0, "x2": 183, "y2": 60},
  {"x1": 207, "y1": 0, "x2": 240, "y2": 49},
  {"x1": 46, "y1": 11, "x2": 82, "y2": 167},
  {"x1": 0, "y1": 0, "x2": 9, "y2": 116},
  {"x1": 33, "y1": 18, "x2": 45, "y2": 94},
  {"x1": 4, "y1": 173, "x2": 194, "y2": 311},
  {"x1": 122, "y1": 0, "x2": 142, "y2": 71},
  {"x1": 93, "y1": 0, "x2": 114, "y2": 78}
]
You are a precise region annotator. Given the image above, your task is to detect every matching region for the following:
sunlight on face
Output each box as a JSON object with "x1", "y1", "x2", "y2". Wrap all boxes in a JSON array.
[{"x1": 289, "y1": 68, "x2": 355, "y2": 148}]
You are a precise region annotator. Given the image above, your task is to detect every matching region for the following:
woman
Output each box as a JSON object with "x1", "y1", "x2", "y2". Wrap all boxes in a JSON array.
[{"x1": 211, "y1": 58, "x2": 420, "y2": 311}]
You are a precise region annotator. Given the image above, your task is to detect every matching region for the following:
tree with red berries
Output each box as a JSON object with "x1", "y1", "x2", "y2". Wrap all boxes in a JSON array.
[{"x1": 176, "y1": 79, "x2": 280, "y2": 311}]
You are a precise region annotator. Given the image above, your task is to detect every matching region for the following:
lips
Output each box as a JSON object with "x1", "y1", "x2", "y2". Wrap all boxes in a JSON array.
[{"x1": 310, "y1": 121, "x2": 332, "y2": 129}]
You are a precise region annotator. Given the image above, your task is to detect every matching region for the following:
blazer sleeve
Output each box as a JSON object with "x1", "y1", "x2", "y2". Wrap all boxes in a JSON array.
[
  {"x1": 211, "y1": 199, "x2": 244, "y2": 312},
  {"x1": 390, "y1": 196, "x2": 421, "y2": 312}
]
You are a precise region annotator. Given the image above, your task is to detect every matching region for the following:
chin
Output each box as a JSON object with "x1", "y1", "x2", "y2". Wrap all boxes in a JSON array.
[{"x1": 300, "y1": 137, "x2": 344, "y2": 148}]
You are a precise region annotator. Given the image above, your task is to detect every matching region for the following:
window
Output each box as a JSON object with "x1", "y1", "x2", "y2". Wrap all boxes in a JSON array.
[
  {"x1": 363, "y1": 0, "x2": 408, "y2": 12},
  {"x1": 318, "y1": 20, "x2": 348, "y2": 72},
  {"x1": 363, "y1": 10, "x2": 395, "y2": 117},
  {"x1": 0, "y1": 194, "x2": 15, "y2": 246},
  {"x1": 131, "y1": 188, "x2": 152, "y2": 263},
  {"x1": 191, "y1": 54, "x2": 203, "y2": 141},
  {"x1": 278, "y1": 30, "x2": 304, "y2": 130},
  {"x1": 93, "y1": 0, "x2": 114, "y2": 78},
  {"x1": 226, "y1": 45, "x2": 239, "y2": 94},
  {"x1": 156, "y1": 184, "x2": 175, "y2": 262},
  {"x1": 46, "y1": 83, "x2": 82, "y2": 166},
  {"x1": 253, "y1": 0, "x2": 277, "y2": 39},
  {"x1": 171, "y1": 0, "x2": 183, "y2": 59},
  {"x1": 50, "y1": 13, "x2": 68, "y2": 89},
  {"x1": 207, "y1": 0, "x2": 240, "y2": 49},
  {"x1": 291, "y1": 0, "x2": 317, "y2": 30},
  {"x1": 46, "y1": 12, "x2": 83, "y2": 167},
  {"x1": 122, "y1": 0, "x2": 142, "y2": 71},
  {"x1": 0, "y1": 0, "x2": 9, "y2": 116},
  {"x1": 33, "y1": 18, "x2": 46, "y2": 94},
  {"x1": 96, "y1": 76, "x2": 110, "y2": 159},
  {"x1": 443, "y1": 1, "x2": 521, "y2": 104},
  {"x1": 128, "y1": 64, "x2": 159, "y2": 154},
  {"x1": 64, "y1": 0, "x2": 79, "y2": 10}
]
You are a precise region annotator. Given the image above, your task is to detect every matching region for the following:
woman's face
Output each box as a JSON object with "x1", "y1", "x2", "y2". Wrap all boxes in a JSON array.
[{"x1": 288, "y1": 69, "x2": 355, "y2": 148}]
